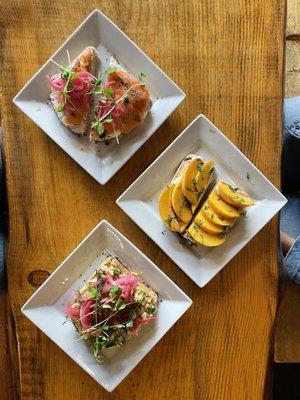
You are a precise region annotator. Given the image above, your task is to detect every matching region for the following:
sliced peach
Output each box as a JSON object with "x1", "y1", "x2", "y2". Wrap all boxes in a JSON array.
[
  {"x1": 207, "y1": 189, "x2": 240, "y2": 218},
  {"x1": 218, "y1": 181, "x2": 254, "y2": 208},
  {"x1": 202, "y1": 202, "x2": 235, "y2": 226},
  {"x1": 171, "y1": 179, "x2": 193, "y2": 224},
  {"x1": 158, "y1": 185, "x2": 181, "y2": 232},
  {"x1": 193, "y1": 209, "x2": 225, "y2": 234},
  {"x1": 181, "y1": 157, "x2": 204, "y2": 206},
  {"x1": 187, "y1": 223, "x2": 226, "y2": 247},
  {"x1": 195, "y1": 160, "x2": 216, "y2": 198}
]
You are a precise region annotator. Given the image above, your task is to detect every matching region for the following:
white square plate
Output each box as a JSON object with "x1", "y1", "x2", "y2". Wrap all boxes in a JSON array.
[
  {"x1": 13, "y1": 9, "x2": 185, "y2": 184},
  {"x1": 21, "y1": 220, "x2": 192, "y2": 392},
  {"x1": 116, "y1": 114, "x2": 287, "y2": 287}
]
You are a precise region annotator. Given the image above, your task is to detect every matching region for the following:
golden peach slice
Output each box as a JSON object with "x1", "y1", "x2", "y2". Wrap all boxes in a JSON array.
[
  {"x1": 218, "y1": 181, "x2": 254, "y2": 208},
  {"x1": 171, "y1": 179, "x2": 193, "y2": 224},
  {"x1": 207, "y1": 189, "x2": 240, "y2": 218},
  {"x1": 202, "y1": 202, "x2": 235, "y2": 226},
  {"x1": 195, "y1": 160, "x2": 215, "y2": 197},
  {"x1": 188, "y1": 223, "x2": 226, "y2": 247},
  {"x1": 158, "y1": 185, "x2": 181, "y2": 232},
  {"x1": 181, "y1": 158, "x2": 204, "y2": 206},
  {"x1": 193, "y1": 209, "x2": 226, "y2": 234}
]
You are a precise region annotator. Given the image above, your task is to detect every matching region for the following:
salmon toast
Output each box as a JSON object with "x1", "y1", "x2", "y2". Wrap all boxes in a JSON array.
[
  {"x1": 47, "y1": 46, "x2": 98, "y2": 135},
  {"x1": 90, "y1": 63, "x2": 151, "y2": 142}
]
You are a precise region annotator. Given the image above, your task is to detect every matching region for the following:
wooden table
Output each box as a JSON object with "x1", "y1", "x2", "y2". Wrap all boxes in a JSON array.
[{"x1": 1, "y1": 1, "x2": 285, "y2": 399}]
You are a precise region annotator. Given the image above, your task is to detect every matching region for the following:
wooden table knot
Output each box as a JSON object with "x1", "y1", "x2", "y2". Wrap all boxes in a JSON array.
[{"x1": 28, "y1": 270, "x2": 50, "y2": 287}]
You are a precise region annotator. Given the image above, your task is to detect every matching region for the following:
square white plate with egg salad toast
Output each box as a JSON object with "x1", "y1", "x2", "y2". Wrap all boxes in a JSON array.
[
  {"x1": 13, "y1": 9, "x2": 185, "y2": 184},
  {"x1": 21, "y1": 220, "x2": 192, "y2": 391},
  {"x1": 116, "y1": 114, "x2": 287, "y2": 287}
]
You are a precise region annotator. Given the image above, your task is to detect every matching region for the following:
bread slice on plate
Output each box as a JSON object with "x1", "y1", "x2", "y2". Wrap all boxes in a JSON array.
[
  {"x1": 158, "y1": 153, "x2": 255, "y2": 248},
  {"x1": 62, "y1": 256, "x2": 158, "y2": 362},
  {"x1": 47, "y1": 46, "x2": 98, "y2": 135}
]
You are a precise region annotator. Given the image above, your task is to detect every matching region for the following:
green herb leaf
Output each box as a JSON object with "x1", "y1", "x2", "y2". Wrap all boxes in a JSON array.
[
  {"x1": 105, "y1": 66, "x2": 117, "y2": 74},
  {"x1": 92, "y1": 78, "x2": 102, "y2": 95},
  {"x1": 125, "y1": 320, "x2": 134, "y2": 328},
  {"x1": 138, "y1": 72, "x2": 147, "y2": 81},
  {"x1": 115, "y1": 299, "x2": 126, "y2": 311},
  {"x1": 109, "y1": 285, "x2": 122, "y2": 299},
  {"x1": 60, "y1": 66, "x2": 76, "y2": 82},
  {"x1": 165, "y1": 216, "x2": 174, "y2": 227},
  {"x1": 89, "y1": 287, "x2": 98, "y2": 299},
  {"x1": 96, "y1": 122, "x2": 104, "y2": 136},
  {"x1": 147, "y1": 307, "x2": 157, "y2": 315},
  {"x1": 102, "y1": 324, "x2": 109, "y2": 331},
  {"x1": 129, "y1": 310, "x2": 137, "y2": 320},
  {"x1": 54, "y1": 103, "x2": 64, "y2": 113},
  {"x1": 103, "y1": 87, "x2": 114, "y2": 99},
  {"x1": 91, "y1": 117, "x2": 105, "y2": 137}
]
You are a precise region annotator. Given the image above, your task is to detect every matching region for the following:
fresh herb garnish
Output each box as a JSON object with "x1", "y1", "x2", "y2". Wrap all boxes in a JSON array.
[
  {"x1": 165, "y1": 216, "x2": 174, "y2": 227},
  {"x1": 103, "y1": 116, "x2": 114, "y2": 123},
  {"x1": 138, "y1": 72, "x2": 147, "y2": 81},
  {"x1": 60, "y1": 65, "x2": 76, "y2": 81},
  {"x1": 147, "y1": 307, "x2": 157, "y2": 315},
  {"x1": 229, "y1": 185, "x2": 238, "y2": 192},
  {"x1": 89, "y1": 287, "x2": 99, "y2": 299},
  {"x1": 109, "y1": 285, "x2": 122, "y2": 299},
  {"x1": 91, "y1": 117, "x2": 105, "y2": 137},
  {"x1": 103, "y1": 87, "x2": 114, "y2": 99},
  {"x1": 114, "y1": 299, "x2": 126, "y2": 311},
  {"x1": 105, "y1": 66, "x2": 117, "y2": 74},
  {"x1": 125, "y1": 320, "x2": 134, "y2": 328},
  {"x1": 54, "y1": 103, "x2": 64, "y2": 113},
  {"x1": 92, "y1": 78, "x2": 102, "y2": 95}
]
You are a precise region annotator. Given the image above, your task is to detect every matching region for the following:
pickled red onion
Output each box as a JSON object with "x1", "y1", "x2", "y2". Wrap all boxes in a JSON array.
[{"x1": 79, "y1": 299, "x2": 95, "y2": 330}]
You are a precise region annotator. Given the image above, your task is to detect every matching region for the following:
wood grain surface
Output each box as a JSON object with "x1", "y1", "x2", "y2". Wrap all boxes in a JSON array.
[
  {"x1": 285, "y1": 0, "x2": 300, "y2": 98},
  {"x1": 0, "y1": 1, "x2": 285, "y2": 399}
]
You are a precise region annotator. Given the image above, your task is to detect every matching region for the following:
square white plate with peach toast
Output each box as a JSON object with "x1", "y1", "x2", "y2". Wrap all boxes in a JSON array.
[{"x1": 117, "y1": 114, "x2": 287, "y2": 287}]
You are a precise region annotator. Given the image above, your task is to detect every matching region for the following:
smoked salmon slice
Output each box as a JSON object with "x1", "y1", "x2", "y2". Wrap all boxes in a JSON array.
[{"x1": 90, "y1": 67, "x2": 151, "y2": 142}]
